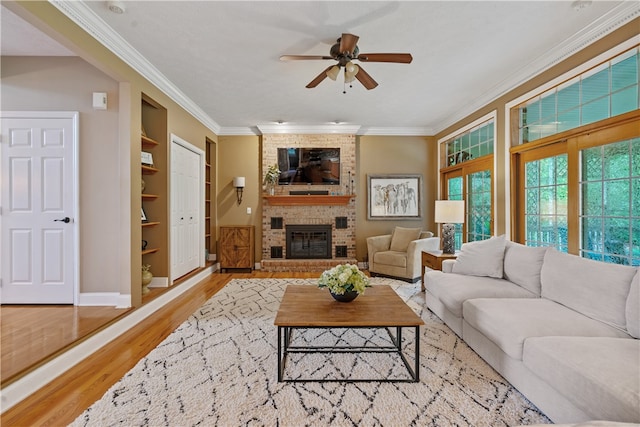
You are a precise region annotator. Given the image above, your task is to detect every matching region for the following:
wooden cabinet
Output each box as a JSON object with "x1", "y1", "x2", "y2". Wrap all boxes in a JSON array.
[
  {"x1": 219, "y1": 226, "x2": 255, "y2": 272},
  {"x1": 421, "y1": 250, "x2": 457, "y2": 291}
]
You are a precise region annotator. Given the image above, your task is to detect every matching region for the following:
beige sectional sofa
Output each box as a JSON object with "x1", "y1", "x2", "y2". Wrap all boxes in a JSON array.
[{"x1": 424, "y1": 235, "x2": 640, "y2": 424}]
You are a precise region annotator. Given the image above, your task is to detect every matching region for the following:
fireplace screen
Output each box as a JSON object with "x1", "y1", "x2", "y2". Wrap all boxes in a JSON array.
[{"x1": 286, "y1": 225, "x2": 332, "y2": 259}]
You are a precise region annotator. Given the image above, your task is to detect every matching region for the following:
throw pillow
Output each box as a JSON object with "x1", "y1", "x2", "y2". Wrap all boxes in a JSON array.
[
  {"x1": 503, "y1": 241, "x2": 548, "y2": 295},
  {"x1": 389, "y1": 227, "x2": 422, "y2": 252},
  {"x1": 541, "y1": 249, "x2": 637, "y2": 332},
  {"x1": 451, "y1": 234, "x2": 506, "y2": 278}
]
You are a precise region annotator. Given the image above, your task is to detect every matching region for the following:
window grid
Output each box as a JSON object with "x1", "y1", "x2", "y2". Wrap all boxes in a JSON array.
[
  {"x1": 524, "y1": 154, "x2": 569, "y2": 251},
  {"x1": 466, "y1": 170, "x2": 492, "y2": 242},
  {"x1": 580, "y1": 138, "x2": 640, "y2": 266},
  {"x1": 445, "y1": 121, "x2": 494, "y2": 166},
  {"x1": 518, "y1": 48, "x2": 639, "y2": 144},
  {"x1": 447, "y1": 176, "x2": 464, "y2": 251}
]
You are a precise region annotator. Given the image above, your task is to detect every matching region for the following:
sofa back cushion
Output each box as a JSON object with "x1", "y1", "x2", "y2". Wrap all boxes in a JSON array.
[
  {"x1": 389, "y1": 227, "x2": 421, "y2": 252},
  {"x1": 451, "y1": 235, "x2": 506, "y2": 278},
  {"x1": 541, "y1": 249, "x2": 637, "y2": 332},
  {"x1": 503, "y1": 241, "x2": 548, "y2": 296},
  {"x1": 626, "y1": 270, "x2": 640, "y2": 338}
]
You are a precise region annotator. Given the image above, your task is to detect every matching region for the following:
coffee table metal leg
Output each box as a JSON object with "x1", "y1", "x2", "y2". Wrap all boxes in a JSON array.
[
  {"x1": 277, "y1": 326, "x2": 283, "y2": 382},
  {"x1": 414, "y1": 325, "x2": 420, "y2": 382}
]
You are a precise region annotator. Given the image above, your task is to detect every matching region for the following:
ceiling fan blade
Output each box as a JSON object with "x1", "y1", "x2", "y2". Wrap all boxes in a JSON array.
[
  {"x1": 306, "y1": 65, "x2": 334, "y2": 88},
  {"x1": 357, "y1": 53, "x2": 413, "y2": 63},
  {"x1": 355, "y1": 66, "x2": 378, "y2": 90},
  {"x1": 339, "y1": 33, "x2": 359, "y2": 55},
  {"x1": 280, "y1": 55, "x2": 333, "y2": 61}
]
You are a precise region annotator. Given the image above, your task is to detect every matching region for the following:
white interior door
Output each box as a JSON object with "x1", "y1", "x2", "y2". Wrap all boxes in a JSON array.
[
  {"x1": 171, "y1": 136, "x2": 203, "y2": 280},
  {"x1": 1, "y1": 112, "x2": 78, "y2": 304}
]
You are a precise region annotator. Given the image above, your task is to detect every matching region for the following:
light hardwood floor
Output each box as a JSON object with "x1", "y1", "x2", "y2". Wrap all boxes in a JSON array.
[{"x1": 1, "y1": 271, "x2": 321, "y2": 427}]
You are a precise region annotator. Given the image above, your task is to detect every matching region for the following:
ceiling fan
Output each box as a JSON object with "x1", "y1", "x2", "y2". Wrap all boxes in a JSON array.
[{"x1": 280, "y1": 33, "x2": 412, "y2": 91}]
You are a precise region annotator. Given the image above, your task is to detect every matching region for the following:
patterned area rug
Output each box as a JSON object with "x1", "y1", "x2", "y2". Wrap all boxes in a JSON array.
[{"x1": 71, "y1": 278, "x2": 550, "y2": 426}]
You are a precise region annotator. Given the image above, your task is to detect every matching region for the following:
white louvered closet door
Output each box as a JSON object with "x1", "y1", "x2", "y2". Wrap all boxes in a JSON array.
[{"x1": 171, "y1": 139, "x2": 202, "y2": 280}]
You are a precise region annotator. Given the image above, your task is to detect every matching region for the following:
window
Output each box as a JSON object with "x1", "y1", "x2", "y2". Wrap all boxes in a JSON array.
[
  {"x1": 523, "y1": 152, "x2": 568, "y2": 251},
  {"x1": 518, "y1": 47, "x2": 639, "y2": 144},
  {"x1": 445, "y1": 121, "x2": 494, "y2": 166},
  {"x1": 581, "y1": 138, "x2": 639, "y2": 265},
  {"x1": 441, "y1": 119, "x2": 495, "y2": 250}
]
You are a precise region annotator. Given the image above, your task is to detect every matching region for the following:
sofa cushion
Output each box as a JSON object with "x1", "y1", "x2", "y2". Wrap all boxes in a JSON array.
[
  {"x1": 373, "y1": 251, "x2": 407, "y2": 268},
  {"x1": 541, "y1": 249, "x2": 637, "y2": 332},
  {"x1": 523, "y1": 336, "x2": 640, "y2": 422},
  {"x1": 503, "y1": 241, "x2": 548, "y2": 296},
  {"x1": 389, "y1": 227, "x2": 421, "y2": 252},
  {"x1": 451, "y1": 234, "x2": 506, "y2": 278},
  {"x1": 462, "y1": 298, "x2": 631, "y2": 360},
  {"x1": 425, "y1": 271, "x2": 536, "y2": 318},
  {"x1": 627, "y1": 270, "x2": 640, "y2": 338}
]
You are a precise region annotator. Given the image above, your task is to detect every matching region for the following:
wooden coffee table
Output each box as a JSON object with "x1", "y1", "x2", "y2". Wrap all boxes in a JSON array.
[{"x1": 274, "y1": 285, "x2": 424, "y2": 382}]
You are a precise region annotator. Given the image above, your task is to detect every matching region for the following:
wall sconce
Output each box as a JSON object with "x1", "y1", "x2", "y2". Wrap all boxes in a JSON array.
[
  {"x1": 233, "y1": 176, "x2": 245, "y2": 205},
  {"x1": 434, "y1": 200, "x2": 465, "y2": 254}
]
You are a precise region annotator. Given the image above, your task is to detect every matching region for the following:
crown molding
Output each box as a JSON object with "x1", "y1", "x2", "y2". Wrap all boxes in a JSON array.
[
  {"x1": 49, "y1": 0, "x2": 222, "y2": 135},
  {"x1": 357, "y1": 126, "x2": 433, "y2": 136},
  {"x1": 218, "y1": 127, "x2": 262, "y2": 136},
  {"x1": 433, "y1": 1, "x2": 640, "y2": 135},
  {"x1": 256, "y1": 124, "x2": 361, "y2": 135}
]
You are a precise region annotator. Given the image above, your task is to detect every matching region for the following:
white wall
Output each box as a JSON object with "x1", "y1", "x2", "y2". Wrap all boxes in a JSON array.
[{"x1": 1, "y1": 56, "x2": 122, "y2": 294}]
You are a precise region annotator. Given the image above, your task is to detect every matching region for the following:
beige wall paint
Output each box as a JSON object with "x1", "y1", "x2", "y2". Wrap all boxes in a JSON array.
[
  {"x1": 6, "y1": 2, "x2": 219, "y2": 307},
  {"x1": 217, "y1": 135, "x2": 262, "y2": 262},
  {"x1": 356, "y1": 135, "x2": 437, "y2": 260},
  {"x1": 433, "y1": 18, "x2": 639, "y2": 238},
  {"x1": 1, "y1": 56, "x2": 123, "y2": 295}
]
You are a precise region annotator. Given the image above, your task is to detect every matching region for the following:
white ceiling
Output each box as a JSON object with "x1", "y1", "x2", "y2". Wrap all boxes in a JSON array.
[{"x1": 2, "y1": 1, "x2": 638, "y2": 135}]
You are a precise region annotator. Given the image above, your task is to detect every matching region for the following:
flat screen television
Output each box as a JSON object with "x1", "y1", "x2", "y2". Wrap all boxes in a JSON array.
[{"x1": 276, "y1": 147, "x2": 340, "y2": 185}]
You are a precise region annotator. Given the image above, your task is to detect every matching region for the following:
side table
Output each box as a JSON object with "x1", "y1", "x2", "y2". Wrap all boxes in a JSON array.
[{"x1": 421, "y1": 250, "x2": 458, "y2": 291}]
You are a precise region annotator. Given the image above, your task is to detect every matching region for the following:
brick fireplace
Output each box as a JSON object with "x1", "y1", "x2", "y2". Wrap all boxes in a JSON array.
[{"x1": 261, "y1": 134, "x2": 357, "y2": 272}]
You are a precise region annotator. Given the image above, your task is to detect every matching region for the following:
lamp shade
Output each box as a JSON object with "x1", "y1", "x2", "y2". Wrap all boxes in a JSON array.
[
  {"x1": 233, "y1": 176, "x2": 245, "y2": 188},
  {"x1": 434, "y1": 200, "x2": 465, "y2": 224},
  {"x1": 326, "y1": 65, "x2": 340, "y2": 81}
]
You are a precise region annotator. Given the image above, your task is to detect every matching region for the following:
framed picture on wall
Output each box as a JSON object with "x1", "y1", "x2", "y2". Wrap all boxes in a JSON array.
[{"x1": 367, "y1": 174, "x2": 422, "y2": 220}]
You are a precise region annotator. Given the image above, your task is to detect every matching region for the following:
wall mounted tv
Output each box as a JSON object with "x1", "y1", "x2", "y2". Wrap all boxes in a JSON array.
[{"x1": 276, "y1": 147, "x2": 340, "y2": 185}]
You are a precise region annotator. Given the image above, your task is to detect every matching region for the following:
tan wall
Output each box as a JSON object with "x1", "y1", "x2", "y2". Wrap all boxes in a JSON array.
[
  {"x1": 1, "y1": 56, "x2": 123, "y2": 294},
  {"x1": 7, "y1": 1, "x2": 219, "y2": 306},
  {"x1": 356, "y1": 135, "x2": 437, "y2": 260},
  {"x1": 217, "y1": 135, "x2": 262, "y2": 262}
]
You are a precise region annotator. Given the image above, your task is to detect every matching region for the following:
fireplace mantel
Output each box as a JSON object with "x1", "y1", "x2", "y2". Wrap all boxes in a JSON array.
[{"x1": 263, "y1": 195, "x2": 354, "y2": 206}]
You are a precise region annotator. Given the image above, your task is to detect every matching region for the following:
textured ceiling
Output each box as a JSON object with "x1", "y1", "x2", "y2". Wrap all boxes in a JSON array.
[{"x1": 3, "y1": 1, "x2": 637, "y2": 135}]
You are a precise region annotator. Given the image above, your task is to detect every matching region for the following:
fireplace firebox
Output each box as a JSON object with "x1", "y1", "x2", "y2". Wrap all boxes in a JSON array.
[{"x1": 286, "y1": 225, "x2": 332, "y2": 259}]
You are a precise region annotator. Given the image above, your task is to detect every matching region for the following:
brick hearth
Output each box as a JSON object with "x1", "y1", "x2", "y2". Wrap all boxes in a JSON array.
[{"x1": 261, "y1": 258, "x2": 358, "y2": 272}]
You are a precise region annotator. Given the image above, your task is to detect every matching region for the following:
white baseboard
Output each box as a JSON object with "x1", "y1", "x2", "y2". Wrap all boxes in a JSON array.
[
  {"x1": 0, "y1": 265, "x2": 214, "y2": 413},
  {"x1": 148, "y1": 276, "x2": 169, "y2": 288},
  {"x1": 77, "y1": 292, "x2": 126, "y2": 307}
]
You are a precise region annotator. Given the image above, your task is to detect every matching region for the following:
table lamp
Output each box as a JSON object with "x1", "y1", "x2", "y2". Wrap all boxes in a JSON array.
[{"x1": 434, "y1": 200, "x2": 465, "y2": 254}]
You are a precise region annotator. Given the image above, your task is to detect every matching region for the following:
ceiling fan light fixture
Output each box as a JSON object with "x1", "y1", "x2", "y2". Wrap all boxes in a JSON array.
[
  {"x1": 326, "y1": 65, "x2": 340, "y2": 81},
  {"x1": 345, "y1": 61, "x2": 357, "y2": 74}
]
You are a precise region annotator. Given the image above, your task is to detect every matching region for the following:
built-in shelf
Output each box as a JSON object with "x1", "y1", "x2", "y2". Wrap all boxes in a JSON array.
[
  {"x1": 142, "y1": 193, "x2": 159, "y2": 200},
  {"x1": 142, "y1": 248, "x2": 159, "y2": 255},
  {"x1": 263, "y1": 195, "x2": 354, "y2": 206},
  {"x1": 142, "y1": 221, "x2": 161, "y2": 227},
  {"x1": 142, "y1": 165, "x2": 160, "y2": 174},
  {"x1": 141, "y1": 135, "x2": 159, "y2": 148}
]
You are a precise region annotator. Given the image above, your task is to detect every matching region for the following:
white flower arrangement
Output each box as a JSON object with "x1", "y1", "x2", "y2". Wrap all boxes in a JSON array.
[{"x1": 318, "y1": 264, "x2": 370, "y2": 295}]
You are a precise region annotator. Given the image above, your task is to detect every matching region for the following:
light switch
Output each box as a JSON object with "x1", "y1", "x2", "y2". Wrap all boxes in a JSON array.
[
  {"x1": 92, "y1": 92, "x2": 107, "y2": 110},
  {"x1": 246, "y1": 207, "x2": 252, "y2": 214}
]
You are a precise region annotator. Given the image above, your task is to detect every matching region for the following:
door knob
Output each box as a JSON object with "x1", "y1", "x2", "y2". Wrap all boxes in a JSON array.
[{"x1": 54, "y1": 217, "x2": 71, "y2": 223}]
